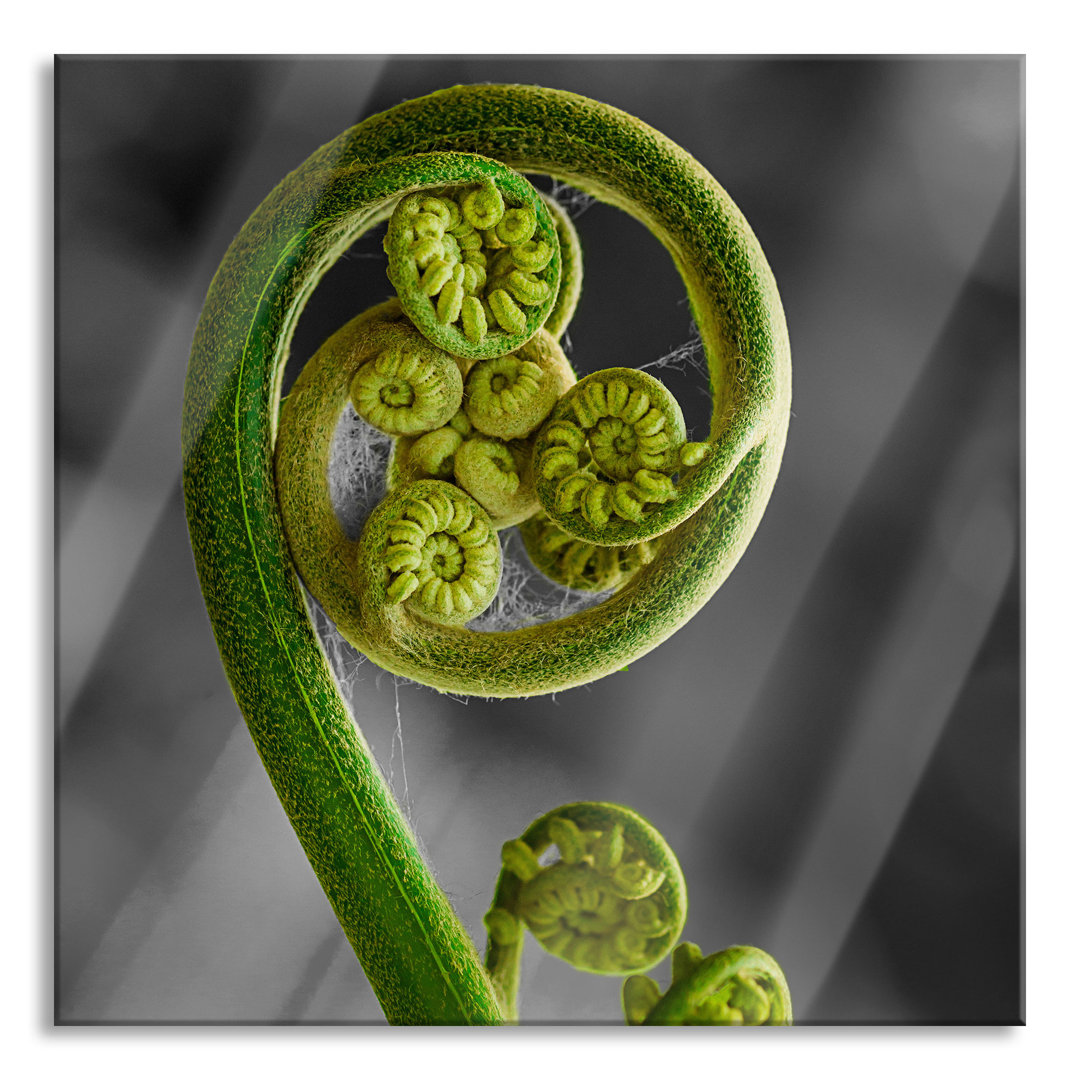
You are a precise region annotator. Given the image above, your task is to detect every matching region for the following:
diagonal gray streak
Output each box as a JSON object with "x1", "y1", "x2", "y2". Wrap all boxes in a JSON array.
[{"x1": 58, "y1": 59, "x2": 387, "y2": 727}]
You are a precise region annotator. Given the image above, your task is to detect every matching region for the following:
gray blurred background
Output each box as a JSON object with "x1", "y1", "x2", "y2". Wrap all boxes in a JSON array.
[{"x1": 56, "y1": 57, "x2": 1021, "y2": 1024}]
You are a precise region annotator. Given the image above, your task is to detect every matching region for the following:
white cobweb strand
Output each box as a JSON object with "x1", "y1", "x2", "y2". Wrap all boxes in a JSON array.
[
  {"x1": 636, "y1": 325, "x2": 708, "y2": 379},
  {"x1": 328, "y1": 403, "x2": 394, "y2": 540},
  {"x1": 305, "y1": 591, "x2": 367, "y2": 701},
  {"x1": 549, "y1": 178, "x2": 596, "y2": 221}
]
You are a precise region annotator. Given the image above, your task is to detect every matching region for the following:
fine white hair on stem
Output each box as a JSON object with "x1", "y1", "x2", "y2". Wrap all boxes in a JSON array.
[
  {"x1": 389, "y1": 675, "x2": 410, "y2": 812},
  {"x1": 305, "y1": 589, "x2": 368, "y2": 703}
]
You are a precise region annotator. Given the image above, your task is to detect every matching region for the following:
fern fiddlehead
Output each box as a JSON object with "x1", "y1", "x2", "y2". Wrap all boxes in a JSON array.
[
  {"x1": 272, "y1": 85, "x2": 790, "y2": 699},
  {"x1": 346, "y1": 307, "x2": 464, "y2": 436},
  {"x1": 463, "y1": 334, "x2": 574, "y2": 440},
  {"x1": 483, "y1": 804, "x2": 792, "y2": 1026},
  {"x1": 623, "y1": 941, "x2": 793, "y2": 1025},
  {"x1": 518, "y1": 512, "x2": 659, "y2": 593},
  {"x1": 483, "y1": 803, "x2": 688, "y2": 1021},
  {"x1": 384, "y1": 175, "x2": 561, "y2": 356},
  {"x1": 532, "y1": 367, "x2": 717, "y2": 544},
  {"x1": 362, "y1": 478, "x2": 503, "y2": 623},
  {"x1": 451, "y1": 436, "x2": 539, "y2": 529},
  {"x1": 182, "y1": 83, "x2": 791, "y2": 1023}
]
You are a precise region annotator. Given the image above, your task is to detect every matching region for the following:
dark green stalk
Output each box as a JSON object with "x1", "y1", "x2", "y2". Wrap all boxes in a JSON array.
[{"x1": 183, "y1": 155, "x2": 511, "y2": 1024}]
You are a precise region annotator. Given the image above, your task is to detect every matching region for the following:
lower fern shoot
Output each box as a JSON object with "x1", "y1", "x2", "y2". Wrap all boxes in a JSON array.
[
  {"x1": 484, "y1": 803, "x2": 791, "y2": 1025},
  {"x1": 624, "y1": 942, "x2": 793, "y2": 1025}
]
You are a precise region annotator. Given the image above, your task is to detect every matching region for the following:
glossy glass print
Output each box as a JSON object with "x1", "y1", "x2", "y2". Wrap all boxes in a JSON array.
[{"x1": 57, "y1": 58, "x2": 1021, "y2": 1025}]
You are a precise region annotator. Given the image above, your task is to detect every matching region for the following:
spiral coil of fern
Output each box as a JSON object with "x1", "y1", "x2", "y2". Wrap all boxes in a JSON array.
[
  {"x1": 383, "y1": 176, "x2": 561, "y2": 357},
  {"x1": 362, "y1": 478, "x2": 503, "y2": 622},
  {"x1": 482, "y1": 803, "x2": 688, "y2": 1021},
  {"x1": 182, "y1": 84, "x2": 790, "y2": 1022},
  {"x1": 518, "y1": 513, "x2": 658, "y2": 593},
  {"x1": 623, "y1": 941, "x2": 793, "y2": 1025},
  {"x1": 270, "y1": 85, "x2": 789, "y2": 699}
]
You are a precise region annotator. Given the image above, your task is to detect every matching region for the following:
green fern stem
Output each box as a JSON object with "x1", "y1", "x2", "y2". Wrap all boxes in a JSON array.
[
  {"x1": 182, "y1": 85, "x2": 789, "y2": 1022},
  {"x1": 183, "y1": 154, "x2": 514, "y2": 1024}
]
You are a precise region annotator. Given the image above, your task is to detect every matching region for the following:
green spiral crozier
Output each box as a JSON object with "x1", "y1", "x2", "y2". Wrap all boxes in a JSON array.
[
  {"x1": 267, "y1": 86, "x2": 790, "y2": 699},
  {"x1": 482, "y1": 802, "x2": 688, "y2": 1022},
  {"x1": 182, "y1": 85, "x2": 790, "y2": 1023},
  {"x1": 623, "y1": 941, "x2": 793, "y2": 1025}
]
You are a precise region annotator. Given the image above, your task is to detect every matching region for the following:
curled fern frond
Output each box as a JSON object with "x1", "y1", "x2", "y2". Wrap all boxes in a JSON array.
[
  {"x1": 518, "y1": 513, "x2": 658, "y2": 593},
  {"x1": 345, "y1": 312, "x2": 464, "y2": 437},
  {"x1": 452, "y1": 436, "x2": 539, "y2": 529},
  {"x1": 271, "y1": 84, "x2": 789, "y2": 696},
  {"x1": 623, "y1": 942, "x2": 793, "y2": 1025},
  {"x1": 483, "y1": 802, "x2": 687, "y2": 1020},
  {"x1": 532, "y1": 368, "x2": 700, "y2": 543},
  {"x1": 183, "y1": 84, "x2": 790, "y2": 1022},
  {"x1": 384, "y1": 175, "x2": 561, "y2": 359},
  {"x1": 361, "y1": 479, "x2": 502, "y2": 624},
  {"x1": 463, "y1": 330, "x2": 575, "y2": 440}
]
